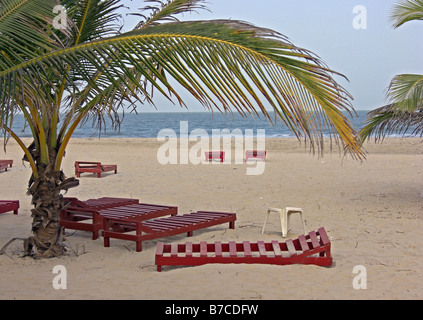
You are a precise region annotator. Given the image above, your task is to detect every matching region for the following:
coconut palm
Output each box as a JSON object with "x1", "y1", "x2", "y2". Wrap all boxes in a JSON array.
[
  {"x1": 360, "y1": 0, "x2": 423, "y2": 141},
  {"x1": 0, "y1": 0, "x2": 363, "y2": 258}
]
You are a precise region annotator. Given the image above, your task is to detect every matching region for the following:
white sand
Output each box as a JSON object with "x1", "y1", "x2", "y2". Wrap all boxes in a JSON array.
[{"x1": 0, "y1": 137, "x2": 422, "y2": 300}]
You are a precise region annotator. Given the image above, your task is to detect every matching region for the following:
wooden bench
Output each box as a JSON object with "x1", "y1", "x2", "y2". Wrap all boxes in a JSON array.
[
  {"x1": 63, "y1": 197, "x2": 137, "y2": 210},
  {"x1": 60, "y1": 198, "x2": 177, "y2": 240},
  {"x1": 60, "y1": 197, "x2": 140, "y2": 239},
  {"x1": 155, "y1": 227, "x2": 332, "y2": 271},
  {"x1": 103, "y1": 211, "x2": 236, "y2": 252},
  {"x1": 0, "y1": 160, "x2": 13, "y2": 172},
  {"x1": 74, "y1": 161, "x2": 117, "y2": 178},
  {"x1": 0, "y1": 200, "x2": 19, "y2": 215},
  {"x1": 245, "y1": 150, "x2": 266, "y2": 161},
  {"x1": 204, "y1": 151, "x2": 225, "y2": 162}
]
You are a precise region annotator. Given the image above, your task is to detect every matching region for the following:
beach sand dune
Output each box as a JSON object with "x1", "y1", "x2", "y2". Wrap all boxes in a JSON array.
[{"x1": 0, "y1": 137, "x2": 421, "y2": 299}]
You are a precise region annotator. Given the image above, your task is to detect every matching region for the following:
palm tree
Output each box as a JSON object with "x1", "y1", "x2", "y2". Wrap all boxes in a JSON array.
[
  {"x1": 0, "y1": 0, "x2": 364, "y2": 258},
  {"x1": 360, "y1": 0, "x2": 423, "y2": 141}
]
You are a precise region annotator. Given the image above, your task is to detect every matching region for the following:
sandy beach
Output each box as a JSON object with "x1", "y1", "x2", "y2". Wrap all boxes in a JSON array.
[{"x1": 0, "y1": 137, "x2": 422, "y2": 300}]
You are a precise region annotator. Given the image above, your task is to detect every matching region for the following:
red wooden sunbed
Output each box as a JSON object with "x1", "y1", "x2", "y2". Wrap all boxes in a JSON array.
[
  {"x1": 204, "y1": 151, "x2": 225, "y2": 162},
  {"x1": 0, "y1": 200, "x2": 19, "y2": 215},
  {"x1": 155, "y1": 227, "x2": 332, "y2": 271},
  {"x1": 102, "y1": 211, "x2": 236, "y2": 252},
  {"x1": 63, "y1": 197, "x2": 138, "y2": 210},
  {"x1": 0, "y1": 160, "x2": 13, "y2": 172},
  {"x1": 60, "y1": 198, "x2": 177, "y2": 240},
  {"x1": 245, "y1": 150, "x2": 266, "y2": 161},
  {"x1": 74, "y1": 161, "x2": 117, "y2": 178}
]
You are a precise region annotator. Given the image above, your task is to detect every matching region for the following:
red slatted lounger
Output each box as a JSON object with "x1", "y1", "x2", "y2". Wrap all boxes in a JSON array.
[
  {"x1": 0, "y1": 200, "x2": 19, "y2": 215},
  {"x1": 155, "y1": 227, "x2": 332, "y2": 271},
  {"x1": 204, "y1": 151, "x2": 225, "y2": 162},
  {"x1": 0, "y1": 160, "x2": 13, "y2": 172},
  {"x1": 245, "y1": 150, "x2": 266, "y2": 161},
  {"x1": 60, "y1": 197, "x2": 177, "y2": 240},
  {"x1": 102, "y1": 211, "x2": 236, "y2": 252},
  {"x1": 63, "y1": 197, "x2": 138, "y2": 210},
  {"x1": 74, "y1": 161, "x2": 117, "y2": 178}
]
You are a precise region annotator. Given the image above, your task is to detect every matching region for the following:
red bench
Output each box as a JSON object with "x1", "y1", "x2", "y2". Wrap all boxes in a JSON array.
[
  {"x1": 74, "y1": 161, "x2": 117, "y2": 178},
  {"x1": 0, "y1": 160, "x2": 13, "y2": 172},
  {"x1": 103, "y1": 211, "x2": 236, "y2": 252},
  {"x1": 0, "y1": 200, "x2": 19, "y2": 215},
  {"x1": 60, "y1": 197, "x2": 177, "y2": 240},
  {"x1": 245, "y1": 150, "x2": 266, "y2": 161},
  {"x1": 63, "y1": 197, "x2": 137, "y2": 210},
  {"x1": 204, "y1": 151, "x2": 225, "y2": 162},
  {"x1": 155, "y1": 227, "x2": 332, "y2": 271}
]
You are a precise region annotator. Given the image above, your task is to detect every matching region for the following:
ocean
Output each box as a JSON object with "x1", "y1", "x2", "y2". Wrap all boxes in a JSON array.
[{"x1": 6, "y1": 110, "x2": 406, "y2": 139}]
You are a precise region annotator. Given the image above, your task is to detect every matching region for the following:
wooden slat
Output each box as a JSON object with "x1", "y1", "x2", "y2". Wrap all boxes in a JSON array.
[
  {"x1": 309, "y1": 231, "x2": 321, "y2": 249},
  {"x1": 271, "y1": 240, "x2": 282, "y2": 257},
  {"x1": 243, "y1": 241, "x2": 252, "y2": 257},
  {"x1": 185, "y1": 242, "x2": 193, "y2": 257},
  {"x1": 171, "y1": 243, "x2": 178, "y2": 257},
  {"x1": 286, "y1": 239, "x2": 297, "y2": 256},
  {"x1": 318, "y1": 227, "x2": 330, "y2": 245},
  {"x1": 257, "y1": 241, "x2": 267, "y2": 257},
  {"x1": 155, "y1": 242, "x2": 164, "y2": 255},
  {"x1": 298, "y1": 235, "x2": 310, "y2": 252},
  {"x1": 215, "y1": 241, "x2": 222, "y2": 257},
  {"x1": 229, "y1": 241, "x2": 237, "y2": 257},
  {"x1": 200, "y1": 242, "x2": 207, "y2": 257}
]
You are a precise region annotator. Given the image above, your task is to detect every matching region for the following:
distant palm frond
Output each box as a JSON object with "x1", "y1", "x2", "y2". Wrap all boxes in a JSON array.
[
  {"x1": 386, "y1": 74, "x2": 423, "y2": 111},
  {"x1": 360, "y1": 104, "x2": 423, "y2": 141},
  {"x1": 361, "y1": 0, "x2": 423, "y2": 142},
  {"x1": 391, "y1": 0, "x2": 423, "y2": 28}
]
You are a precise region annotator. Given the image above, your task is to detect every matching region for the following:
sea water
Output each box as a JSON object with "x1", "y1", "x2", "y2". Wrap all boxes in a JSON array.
[{"x1": 6, "y1": 110, "x2": 415, "y2": 139}]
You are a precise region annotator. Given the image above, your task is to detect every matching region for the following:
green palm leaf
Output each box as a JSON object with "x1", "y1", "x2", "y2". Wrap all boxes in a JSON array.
[
  {"x1": 361, "y1": 0, "x2": 422, "y2": 142},
  {"x1": 391, "y1": 0, "x2": 423, "y2": 28},
  {"x1": 0, "y1": 0, "x2": 68, "y2": 64},
  {"x1": 360, "y1": 104, "x2": 423, "y2": 141},
  {"x1": 132, "y1": 0, "x2": 210, "y2": 29},
  {"x1": 386, "y1": 74, "x2": 423, "y2": 111},
  {"x1": 1, "y1": 19, "x2": 363, "y2": 158}
]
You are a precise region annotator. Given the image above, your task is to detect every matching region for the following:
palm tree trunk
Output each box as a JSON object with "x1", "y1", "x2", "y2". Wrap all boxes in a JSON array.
[{"x1": 24, "y1": 152, "x2": 79, "y2": 258}]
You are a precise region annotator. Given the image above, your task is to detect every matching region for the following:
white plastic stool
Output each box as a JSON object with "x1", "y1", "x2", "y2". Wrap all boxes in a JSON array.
[{"x1": 262, "y1": 207, "x2": 306, "y2": 237}]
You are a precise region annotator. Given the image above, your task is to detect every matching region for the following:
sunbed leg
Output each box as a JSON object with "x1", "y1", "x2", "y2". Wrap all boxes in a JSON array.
[
  {"x1": 157, "y1": 265, "x2": 162, "y2": 272},
  {"x1": 104, "y1": 237, "x2": 110, "y2": 248},
  {"x1": 187, "y1": 231, "x2": 193, "y2": 237},
  {"x1": 97, "y1": 173, "x2": 101, "y2": 178},
  {"x1": 136, "y1": 242, "x2": 143, "y2": 252},
  {"x1": 92, "y1": 231, "x2": 99, "y2": 240},
  {"x1": 229, "y1": 221, "x2": 235, "y2": 229},
  {"x1": 13, "y1": 209, "x2": 18, "y2": 215}
]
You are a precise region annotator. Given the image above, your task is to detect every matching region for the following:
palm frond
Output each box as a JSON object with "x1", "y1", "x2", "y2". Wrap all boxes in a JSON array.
[
  {"x1": 391, "y1": 0, "x2": 423, "y2": 28},
  {"x1": 132, "y1": 0, "x2": 209, "y2": 29},
  {"x1": 0, "y1": 0, "x2": 69, "y2": 65},
  {"x1": 386, "y1": 74, "x2": 423, "y2": 111},
  {"x1": 360, "y1": 104, "x2": 423, "y2": 141},
  {"x1": 0, "y1": 19, "x2": 363, "y2": 158},
  {"x1": 63, "y1": 0, "x2": 123, "y2": 44}
]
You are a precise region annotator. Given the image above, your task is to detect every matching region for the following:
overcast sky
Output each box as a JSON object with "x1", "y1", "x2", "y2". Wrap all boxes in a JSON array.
[{"x1": 122, "y1": 0, "x2": 422, "y2": 112}]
